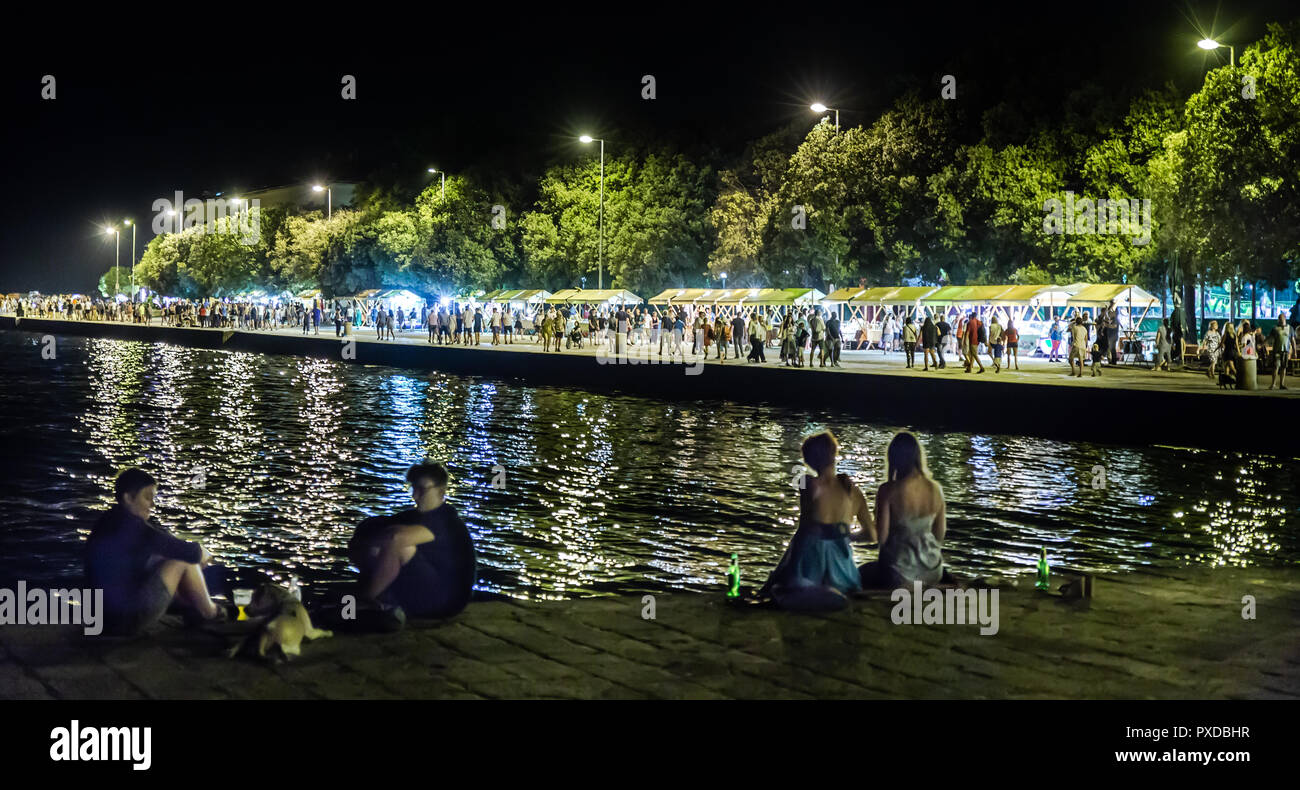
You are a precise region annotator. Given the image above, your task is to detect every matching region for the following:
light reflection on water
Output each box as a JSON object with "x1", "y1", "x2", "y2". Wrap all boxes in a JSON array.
[{"x1": 0, "y1": 332, "x2": 1295, "y2": 599}]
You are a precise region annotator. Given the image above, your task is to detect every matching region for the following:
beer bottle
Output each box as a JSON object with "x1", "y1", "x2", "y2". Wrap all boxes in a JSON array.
[
  {"x1": 726, "y1": 554, "x2": 741, "y2": 598},
  {"x1": 1035, "y1": 548, "x2": 1050, "y2": 591}
]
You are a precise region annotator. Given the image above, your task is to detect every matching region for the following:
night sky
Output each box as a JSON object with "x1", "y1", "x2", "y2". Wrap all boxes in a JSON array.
[{"x1": 1, "y1": 1, "x2": 1291, "y2": 293}]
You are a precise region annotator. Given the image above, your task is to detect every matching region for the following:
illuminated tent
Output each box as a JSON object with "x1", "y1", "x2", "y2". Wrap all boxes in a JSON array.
[
  {"x1": 545, "y1": 288, "x2": 643, "y2": 306},
  {"x1": 484, "y1": 289, "x2": 551, "y2": 305}
]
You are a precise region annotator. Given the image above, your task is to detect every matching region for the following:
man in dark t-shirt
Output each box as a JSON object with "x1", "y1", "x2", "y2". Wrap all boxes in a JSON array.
[{"x1": 351, "y1": 462, "x2": 476, "y2": 619}]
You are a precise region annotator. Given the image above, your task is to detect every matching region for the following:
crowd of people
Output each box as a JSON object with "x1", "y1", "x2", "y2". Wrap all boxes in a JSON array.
[
  {"x1": 88, "y1": 428, "x2": 944, "y2": 633},
  {"x1": 6, "y1": 292, "x2": 1297, "y2": 387}
]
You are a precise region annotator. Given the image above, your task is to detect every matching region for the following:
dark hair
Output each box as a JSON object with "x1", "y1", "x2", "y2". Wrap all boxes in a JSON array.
[
  {"x1": 114, "y1": 468, "x2": 156, "y2": 502},
  {"x1": 801, "y1": 430, "x2": 839, "y2": 471},
  {"x1": 886, "y1": 431, "x2": 929, "y2": 482},
  {"x1": 405, "y1": 461, "x2": 449, "y2": 487}
]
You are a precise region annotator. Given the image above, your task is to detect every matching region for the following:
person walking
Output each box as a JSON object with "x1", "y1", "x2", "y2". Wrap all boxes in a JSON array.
[
  {"x1": 921, "y1": 315, "x2": 938, "y2": 371},
  {"x1": 748, "y1": 311, "x2": 766, "y2": 363},
  {"x1": 1153, "y1": 319, "x2": 1172, "y2": 371},
  {"x1": 1269, "y1": 311, "x2": 1291, "y2": 389},
  {"x1": 881, "y1": 312, "x2": 896, "y2": 355},
  {"x1": 935, "y1": 315, "x2": 951, "y2": 369},
  {"x1": 1202, "y1": 320, "x2": 1221, "y2": 378},
  {"x1": 714, "y1": 313, "x2": 728, "y2": 361},
  {"x1": 902, "y1": 315, "x2": 918, "y2": 368},
  {"x1": 1003, "y1": 318, "x2": 1020, "y2": 370},
  {"x1": 824, "y1": 311, "x2": 842, "y2": 367},
  {"x1": 963, "y1": 312, "x2": 984, "y2": 373},
  {"x1": 731, "y1": 311, "x2": 746, "y2": 360},
  {"x1": 987, "y1": 315, "x2": 1004, "y2": 373},
  {"x1": 1068, "y1": 315, "x2": 1088, "y2": 377},
  {"x1": 810, "y1": 310, "x2": 827, "y2": 367}
]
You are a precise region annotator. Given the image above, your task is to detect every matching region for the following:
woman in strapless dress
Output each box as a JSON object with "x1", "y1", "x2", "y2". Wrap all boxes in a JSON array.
[
  {"x1": 761, "y1": 430, "x2": 877, "y2": 611},
  {"x1": 859, "y1": 431, "x2": 946, "y2": 588}
]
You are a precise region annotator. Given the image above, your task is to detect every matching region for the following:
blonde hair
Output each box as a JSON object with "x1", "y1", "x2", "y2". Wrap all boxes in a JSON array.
[{"x1": 886, "y1": 431, "x2": 929, "y2": 482}]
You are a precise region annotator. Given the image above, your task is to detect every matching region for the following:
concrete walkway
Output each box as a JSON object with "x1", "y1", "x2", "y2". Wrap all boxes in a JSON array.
[
  {"x1": 3, "y1": 567, "x2": 1296, "y2": 699},
  {"x1": 10, "y1": 314, "x2": 1297, "y2": 399}
]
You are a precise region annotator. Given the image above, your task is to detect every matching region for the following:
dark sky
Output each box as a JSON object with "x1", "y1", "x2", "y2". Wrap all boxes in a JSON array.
[{"x1": 0, "y1": 0, "x2": 1292, "y2": 293}]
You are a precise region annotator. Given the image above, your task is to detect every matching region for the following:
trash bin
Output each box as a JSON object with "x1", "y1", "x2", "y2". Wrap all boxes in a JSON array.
[{"x1": 1237, "y1": 358, "x2": 1257, "y2": 390}]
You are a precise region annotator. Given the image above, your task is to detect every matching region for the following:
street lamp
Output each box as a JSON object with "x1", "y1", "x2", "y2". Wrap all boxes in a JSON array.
[
  {"x1": 124, "y1": 219, "x2": 136, "y2": 299},
  {"x1": 104, "y1": 226, "x2": 120, "y2": 296},
  {"x1": 720, "y1": 272, "x2": 728, "y2": 290},
  {"x1": 166, "y1": 209, "x2": 179, "y2": 234},
  {"x1": 1198, "y1": 37, "x2": 1235, "y2": 67},
  {"x1": 579, "y1": 135, "x2": 605, "y2": 290},
  {"x1": 312, "y1": 184, "x2": 331, "y2": 219},
  {"x1": 427, "y1": 168, "x2": 445, "y2": 201},
  {"x1": 810, "y1": 102, "x2": 839, "y2": 131}
]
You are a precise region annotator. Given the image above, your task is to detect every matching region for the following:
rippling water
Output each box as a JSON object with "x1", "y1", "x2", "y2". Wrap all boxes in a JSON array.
[{"x1": 0, "y1": 331, "x2": 1295, "y2": 600}]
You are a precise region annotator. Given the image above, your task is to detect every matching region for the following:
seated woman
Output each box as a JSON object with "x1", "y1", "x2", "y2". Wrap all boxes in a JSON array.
[
  {"x1": 86, "y1": 468, "x2": 225, "y2": 635},
  {"x1": 760, "y1": 430, "x2": 876, "y2": 611},
  {"x1": 859, "y1": 431, "x2": 947, "y2": 589},
  {"x1": 349, "y1": 461, "x2": 477, "y2": 620}
]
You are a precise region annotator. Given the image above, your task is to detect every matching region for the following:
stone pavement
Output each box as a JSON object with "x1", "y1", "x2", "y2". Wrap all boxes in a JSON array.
[
  {"x1": 2, "y1": 567, "x2": 1297, "y2": 699},
  {"x1": 8, "y1": 314, "x2": 1298, "y2": 399}
]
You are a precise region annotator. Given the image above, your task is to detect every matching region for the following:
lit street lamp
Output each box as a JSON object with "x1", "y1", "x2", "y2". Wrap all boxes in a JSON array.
[
  {"x1": 579, "y1": 135, "x2": 605, "y2": 290},
  {"x1": 124, "y1": 219, "x2": 136, "y2": 299},
  {"x1": 721, "y1": 272, "x2": 728, "y2": 290},
  {"x1": 427, "y1": 168, "x2": 446, "y2": 201},
  {"x1": 104, "y1": 226, "x2": 120, "y2": 296},
  {"x1": 1198, "y1": 37, "x2": 1235, "y2": 67},
  {"x1": 810, "y1": 102, "x2": 840, "y2": 131},
  {"x1": 312, "y1": 184, "x2": 331, "y2": 219}
]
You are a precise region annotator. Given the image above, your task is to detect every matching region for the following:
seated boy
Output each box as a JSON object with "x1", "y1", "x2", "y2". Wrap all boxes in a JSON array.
[
  {"x1": 350, "y1": 462, "x2": 477, "y2": 619},
  {"x1": 87, "y1": 468, "x2": 225, "y2": 635}
]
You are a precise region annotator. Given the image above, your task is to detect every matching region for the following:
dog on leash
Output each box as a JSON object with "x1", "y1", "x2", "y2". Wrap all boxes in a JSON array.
[
  {"x1": 1218, "y1": 372, "x2": 1236, "y2": 389},
  {"x1": 226, "y1": 583, "x2": 332, "y2": 662}
]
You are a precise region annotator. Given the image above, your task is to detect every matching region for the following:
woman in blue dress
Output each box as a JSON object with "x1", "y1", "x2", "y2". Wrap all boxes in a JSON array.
[{"x1": 761, "y1": 430, "x2": 877, "y2": 611}]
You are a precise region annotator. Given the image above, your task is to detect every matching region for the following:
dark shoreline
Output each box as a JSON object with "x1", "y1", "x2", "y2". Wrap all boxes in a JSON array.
[{"x1": 2, "y1": 315, "x2": 1289, "y2": 454}]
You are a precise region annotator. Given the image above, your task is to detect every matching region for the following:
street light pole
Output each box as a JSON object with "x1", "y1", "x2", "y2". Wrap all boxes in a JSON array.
[
  {"x1": 106, "y1": 227, "x2": 120, "y2": 297},
  {"x1": 124, "y1": 219, "x2": 136, "y2": 298},
  {"x1": 1198, "y1": 37, "x2": 1235, "y2": 67},
  {"x1": 312, "y1": 184, "x2": 332, "y2": 219},
  {"x1": 579, "y1": 136, "x2": 606, "y2": 290},
  {"x1": 810, "y1": 102, "x2": 839, "y2": 131},
  {"x1": 427, "y1": 168, "x2": 446, "y2": 201}
]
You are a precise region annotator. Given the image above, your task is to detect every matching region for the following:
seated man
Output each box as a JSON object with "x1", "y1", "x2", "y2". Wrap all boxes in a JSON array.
[
  {"x1": 350, "y1": 462, "x2": 476, "y2": 619},
  {"x1": 87, "y1": 468, "x2": 225, "y2": 635}
]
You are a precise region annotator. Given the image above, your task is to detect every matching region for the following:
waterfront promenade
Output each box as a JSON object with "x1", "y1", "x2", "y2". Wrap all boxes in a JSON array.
[
  {"x1": 2, "y1": 314, "x2": 1297, "y2": 452},
  {"x1": 2, "y1": 566, "x2": 1296, "y2": 699}
]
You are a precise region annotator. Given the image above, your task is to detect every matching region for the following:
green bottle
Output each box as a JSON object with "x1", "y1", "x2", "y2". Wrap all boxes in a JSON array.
[
  {"x1": 726, "y1": 553, "x2": 741, "y2": 598},
  {"x1": 1035, "y1": 547, "x2": 1050, "y2": 591}
]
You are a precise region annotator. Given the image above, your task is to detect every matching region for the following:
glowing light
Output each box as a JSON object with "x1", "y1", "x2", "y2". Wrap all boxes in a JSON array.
[
  {"x1": 579, "y1": 135, "x2": 594, "y2": 143},
  {"x1": 810, "y1": 102, "x2": 828, "y2": 113},
  {"x1": 1198, "y1": 38, "x2": 1221, "y2": 50}
]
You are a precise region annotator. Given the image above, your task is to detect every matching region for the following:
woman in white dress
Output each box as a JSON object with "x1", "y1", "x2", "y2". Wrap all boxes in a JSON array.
[{"x1": 859, "y1": 431, "x2": 947, "y2": 588}]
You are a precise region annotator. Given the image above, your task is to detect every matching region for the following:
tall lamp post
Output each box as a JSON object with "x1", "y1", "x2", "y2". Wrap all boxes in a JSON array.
[
  {"x1": 579, "y1": 135, "x2": 605, "y2": 290},
  {"x1": 124, "y1": 219, "x2": 136, "y2": 299},
  {"x1": 105, "y1": 226, "x2": 120, "y2": 296},
  {"x1": 1198, "y1": 37, "x2": 1234, "y2": 67},
  {"x1": 427, "y1": 168, "x2": 446, "y2": 201},
  {"x1": 810, "y1": 102, "x2": 840, "y2": 131},
  {"x1": 312, "y1": 184, "x2": 331, "y2": 219}
]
